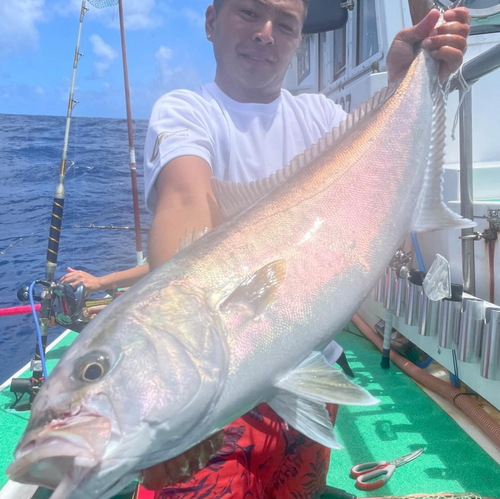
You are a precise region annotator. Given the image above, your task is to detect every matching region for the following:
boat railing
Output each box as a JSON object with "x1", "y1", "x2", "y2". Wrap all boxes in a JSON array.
[{"x1": 448, "y1": 42, "x2": 500, "y2": 295}]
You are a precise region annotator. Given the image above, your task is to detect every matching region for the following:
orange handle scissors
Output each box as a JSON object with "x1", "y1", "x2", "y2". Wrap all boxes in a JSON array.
[{"x1": 350, "y1": 448, "x2": 424, "y2": 491}]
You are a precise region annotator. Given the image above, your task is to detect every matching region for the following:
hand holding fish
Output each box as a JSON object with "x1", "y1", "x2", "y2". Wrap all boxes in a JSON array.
[{"x1": 387, "y1": 7, "x2": 470, "y2": 84}]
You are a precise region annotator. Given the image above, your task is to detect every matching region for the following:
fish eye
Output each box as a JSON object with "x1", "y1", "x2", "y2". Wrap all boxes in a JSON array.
[
  {"x1": 82, "y1": 362, "x2": 104, "y2": 382},
  {"x1": 75, "y1": 352, "x2": 110, "y2": 383}
]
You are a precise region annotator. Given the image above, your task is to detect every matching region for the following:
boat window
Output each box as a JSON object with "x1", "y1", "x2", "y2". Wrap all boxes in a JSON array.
[
  {"x1": 319, "y1": 32, "x2": 330, "y2": 91},
  {"x1": 436, "y1": 0, "x2": 500, "y2": 34},
  {"x1": 356, "y1": 0, "x2": 379, "y2": 65},
  {"x1": 333, "y1": 25, "x2": 346, "y2": 81},
  {"x1": 297, "y1": 35, "x2": 311, "y2": 84}
]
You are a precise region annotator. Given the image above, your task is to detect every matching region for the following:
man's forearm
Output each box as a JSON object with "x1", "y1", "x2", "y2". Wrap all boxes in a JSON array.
[
  {"x1": 148, "y1": 202, "x2": 220, "y2": 271},
  {"x1": 97, "y1": 264, "x2": 150, "y2": 291}
]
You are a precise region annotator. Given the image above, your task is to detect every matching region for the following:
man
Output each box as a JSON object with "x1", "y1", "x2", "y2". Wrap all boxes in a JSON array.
[{"x1": 137, "y1": 0, "x2": 470, "y2": 497}]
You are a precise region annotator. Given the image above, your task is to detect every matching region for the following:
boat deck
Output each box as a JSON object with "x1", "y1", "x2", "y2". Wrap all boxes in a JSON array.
[{"x1": 1, "y1": 325, "x2": 499, "y2": 498}]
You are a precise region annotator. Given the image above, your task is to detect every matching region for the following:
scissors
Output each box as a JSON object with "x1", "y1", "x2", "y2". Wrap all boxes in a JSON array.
[{"x1": 350, "y1": 448, "x2": 424, "y2": 491}]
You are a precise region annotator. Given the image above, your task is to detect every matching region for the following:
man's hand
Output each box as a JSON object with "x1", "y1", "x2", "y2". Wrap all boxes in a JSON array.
[
  {"x1": 60, "y1": 267, "x2": 103, "y2": 293},
  {"x1": 387, "y1": 7, "x2": 470, "y2": 84}
]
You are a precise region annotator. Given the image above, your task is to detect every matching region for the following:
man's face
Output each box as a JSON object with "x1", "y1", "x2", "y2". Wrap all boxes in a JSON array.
[{"x1": 206, "y1": 0, "x2": 304, "y2": 101}]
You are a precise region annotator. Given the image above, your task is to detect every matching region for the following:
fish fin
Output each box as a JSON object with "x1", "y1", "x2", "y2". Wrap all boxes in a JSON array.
[
  {"x1": 220, "y1": 260, "x2": 286, "y2": 318},
  {"x1": 177, "y1": 227, "x2": 209, "y2": 253},
  {"x1": 268, "y1": 392, "x2": 341, "y2": 449},
  {"x1": 212, "y1": 86, "x2": 399, "y2": 220},
  {"x1": 275, "y1": 351, "x2": 378, "y2": 406},
  {"x1": 411, "y1": 74, "x2": 475, "y2": 232}
]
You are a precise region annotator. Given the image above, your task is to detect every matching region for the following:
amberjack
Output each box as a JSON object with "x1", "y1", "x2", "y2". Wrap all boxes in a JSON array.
[{"x1": 8, "y1": 45, "x2": 473, "y2": 499}]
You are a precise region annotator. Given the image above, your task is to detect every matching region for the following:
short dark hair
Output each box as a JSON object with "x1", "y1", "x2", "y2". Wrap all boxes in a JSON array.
[{"x1": 213, "y1": 0, "x2": 309, "y2": 20}]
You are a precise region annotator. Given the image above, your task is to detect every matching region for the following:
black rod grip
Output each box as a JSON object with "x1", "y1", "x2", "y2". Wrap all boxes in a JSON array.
[{"x1": 46, "y1": 197, "x2": 64, "y2": 264}]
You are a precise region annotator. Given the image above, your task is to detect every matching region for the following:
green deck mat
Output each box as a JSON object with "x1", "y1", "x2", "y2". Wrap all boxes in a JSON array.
[
  {"x1": 1, "y1": 326, "x2": 499, "y2": 497},
  {"x1": 0, "y1": 331, "x2": 79, "y2": 490},
  {"x1": 327, "y1": 325, "x2": 500, "y2": 497}
]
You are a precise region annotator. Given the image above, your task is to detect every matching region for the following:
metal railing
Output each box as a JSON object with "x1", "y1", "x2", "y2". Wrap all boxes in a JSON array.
[{"x1": 447, "y1": 42, "x2": 500, "y2": 295}]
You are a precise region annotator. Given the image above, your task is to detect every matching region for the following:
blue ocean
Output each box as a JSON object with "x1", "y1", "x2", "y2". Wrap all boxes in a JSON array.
[{"x1": 0, "y1": 113, "x2": 152, "y2": 382}]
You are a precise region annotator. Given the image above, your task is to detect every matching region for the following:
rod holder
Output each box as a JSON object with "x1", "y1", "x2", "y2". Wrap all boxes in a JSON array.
[
  {"x1": 438, "y1": 284, "x2": 463, "y2": 350},
  {"x1": 480, "y1": 307, "x2": 500, "y2": 380},
  {"x1": 374, "y1": 273, "x2": 385, "y2": 303},
  {"x1": 458, "y1": 298, "x2": 484, "y2": 363},
  {"x1": 419, "y1": 293, "x2": 441, "y2": 337},
  {"x1": 405, "y1": 270, "x2": 424, "y2": 327},
  {"x1": 384, "y1": 267, "x2": 397, "y2": 310},
  {"x1": 394, "y1": 274, "x2": 407, "y2": 317}
]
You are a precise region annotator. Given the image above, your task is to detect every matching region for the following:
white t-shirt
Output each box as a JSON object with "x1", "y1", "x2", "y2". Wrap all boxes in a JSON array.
[
  {"x1": 143, "y1": 82, "x2": 346, "y2": 365},
  {"x1": 144, "y1": 81, "x2": 346, "y2": 213}
]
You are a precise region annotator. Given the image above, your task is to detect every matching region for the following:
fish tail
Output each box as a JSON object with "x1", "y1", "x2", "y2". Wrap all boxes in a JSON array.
[{"x1": 411, "y1": 54, "x2": 475, "y2": 233}]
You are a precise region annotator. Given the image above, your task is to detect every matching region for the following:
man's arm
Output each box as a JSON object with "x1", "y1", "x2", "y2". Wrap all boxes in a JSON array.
[
  {"x1": 141, "y1": 155, "x2": 223, "y2": 490},
  {"x1": 147, "y1": 155, "x2": 223, "y2": 271},
  {"x1": 60, "y1": 264, "x2": 150, "y2": 293}
]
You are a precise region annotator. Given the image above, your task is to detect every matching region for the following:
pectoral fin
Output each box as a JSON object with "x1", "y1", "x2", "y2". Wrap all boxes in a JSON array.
[
  {"x1": 275, "y1": 351, "x2": 378, "y2": 406},
  {"x1": 268, "y1": 351, "x2": 378, "y2": 448},
  {"x1": 220, "y1": 260, "x2": 286, "y2": 318},
  {"x1": 268, "y1": 392, "x2": 341, "y2": 449}
]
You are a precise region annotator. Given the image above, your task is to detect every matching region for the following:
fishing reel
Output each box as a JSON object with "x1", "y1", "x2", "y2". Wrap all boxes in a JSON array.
[
  {"x1": 51, "y1": 283, "x2": 88, "y2": 332},
  {"x1": 11, "y1": 281, "x2": 89, "y2": 410},
  {"x1": 17, "y1": 281, "x2": 89, "y2": 332}
]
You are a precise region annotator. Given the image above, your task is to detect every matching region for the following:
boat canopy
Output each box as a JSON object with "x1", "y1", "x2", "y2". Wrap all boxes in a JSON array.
[{"x1": 303, "y1": 0, "x2": 348, "y2": 34}]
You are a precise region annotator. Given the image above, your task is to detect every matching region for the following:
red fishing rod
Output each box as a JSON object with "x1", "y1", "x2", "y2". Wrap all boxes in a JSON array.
[{"x1": 88, "y1": 0, "x2": 143, "y2": 265}]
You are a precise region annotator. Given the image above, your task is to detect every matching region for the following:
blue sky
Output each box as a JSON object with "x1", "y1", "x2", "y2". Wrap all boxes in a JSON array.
[{"x1": 0, "y1": 0, "x2": 216, "y2": 119}]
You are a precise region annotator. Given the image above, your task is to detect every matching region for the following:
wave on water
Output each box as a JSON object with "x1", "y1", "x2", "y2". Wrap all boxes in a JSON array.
[{"x1": 0, "y1": 113, "x2": 152, "y2": 382}]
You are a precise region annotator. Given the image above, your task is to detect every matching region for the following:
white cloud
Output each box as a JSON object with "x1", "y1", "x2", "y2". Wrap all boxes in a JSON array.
[
  {"x1": 156, "y1": 46, "x2": 173, "y2": 62},
  {"x1": 0, "y1": 0, "x2": 45, "y2": 60},
  {"x1": 155, "y1": 45, "x2": 174, "y2": 86},
  {"x1": 182, "y1": 8, "x2": 205, "y2": 28},
  {"x1": 90, "y1": 34, "x2": 117, "y2": 77},
  {"x1": 154, "y1": 45, "x2": 200, "y2": 97},
  {"x1": 57, "y1": 0, "x2": 162, "y2": 30}
]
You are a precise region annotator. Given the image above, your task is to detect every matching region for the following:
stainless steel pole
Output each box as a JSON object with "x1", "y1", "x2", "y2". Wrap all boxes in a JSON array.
[{"x1": 459, "y1": 88, "x2": 476, "y2": 295}]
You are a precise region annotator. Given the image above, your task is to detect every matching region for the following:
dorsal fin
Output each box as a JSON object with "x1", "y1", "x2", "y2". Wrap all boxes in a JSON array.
[{"x1": 212, "y1": 84, "x2": 396, "y2": 220}]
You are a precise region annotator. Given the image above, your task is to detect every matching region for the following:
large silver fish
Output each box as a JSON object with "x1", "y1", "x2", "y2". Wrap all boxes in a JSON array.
[{"x1": 7, "y1": 48, "x2": 473, "y2": 498}]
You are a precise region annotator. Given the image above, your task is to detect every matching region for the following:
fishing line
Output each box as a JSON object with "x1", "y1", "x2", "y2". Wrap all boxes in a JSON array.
[
  {"x1": 0, "y1": 225, "x2": 148, "y2": 256},
  {"x1": 442, "y1": 64, "x2": 471, "y2": 140},
  {"x1": 0, "y1": 229, "x2": 49, "y2": 255},
  {"x1": 29, "y1": 282, "x2": 48, "y2": 379}
]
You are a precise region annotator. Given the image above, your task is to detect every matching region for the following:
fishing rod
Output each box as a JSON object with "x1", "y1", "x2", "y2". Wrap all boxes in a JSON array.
[
  {"x1": 0, "y1": 296, "x2": 116, "y2": 318},
  {"x1": 10, "y1": 0, "x2": 89, "y2": 405},
  {"x1": 87, "y1": 0, "x2": 144, "y2": 266}
]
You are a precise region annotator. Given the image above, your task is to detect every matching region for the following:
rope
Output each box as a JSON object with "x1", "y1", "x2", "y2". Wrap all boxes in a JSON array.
[{"x1": 442, "y1": 64, "x2": 471, "y2": 140}]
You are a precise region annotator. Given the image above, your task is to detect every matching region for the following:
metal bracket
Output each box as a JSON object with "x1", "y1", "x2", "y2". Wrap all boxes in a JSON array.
[
  {"x1": 340, "y1": 0, "x2": 355, "y2": 11},
  {"x1": 459, "y1": 231, "x2": 482, "y2": 241},
  {"x1": 459, "y1": 211, "x2": 499, "y2": 242},
  {"x1": 30, "y1": 359, "x2": 43, "y2": 372},
  {"x1": 389, "y1": 250, "x2": 412, "y2": 278},
  {"x1": 487, "y1": 209, "x2": 500, "y2": 232}
]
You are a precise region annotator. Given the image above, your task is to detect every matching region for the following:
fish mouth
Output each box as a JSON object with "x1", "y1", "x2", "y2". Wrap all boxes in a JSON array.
[
  {"x1": 7, "y1": 435, "x2": 96, "y2": 490},
  {"x1": 8, "y1": 402, "x2": 114, "y2": 491}
]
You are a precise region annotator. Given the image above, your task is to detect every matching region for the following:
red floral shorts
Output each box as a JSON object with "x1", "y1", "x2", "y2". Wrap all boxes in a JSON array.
[{"x1": 137, "y1": 402, "x2": 338, "y2": 499}]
